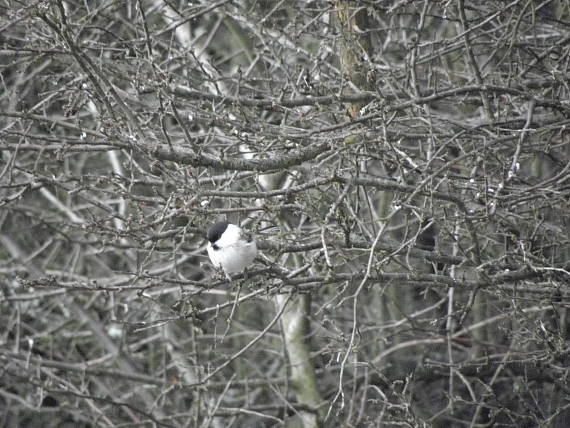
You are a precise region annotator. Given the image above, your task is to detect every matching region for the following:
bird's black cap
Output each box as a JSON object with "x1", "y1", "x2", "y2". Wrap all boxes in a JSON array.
[{"x1": 207, "y1": 221, "x2": 229, "y2": 243}]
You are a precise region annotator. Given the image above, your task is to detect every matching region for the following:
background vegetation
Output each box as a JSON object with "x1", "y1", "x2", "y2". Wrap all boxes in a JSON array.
[{"x1": 1, "y1": 1, "x2": 569, "y2": 427}]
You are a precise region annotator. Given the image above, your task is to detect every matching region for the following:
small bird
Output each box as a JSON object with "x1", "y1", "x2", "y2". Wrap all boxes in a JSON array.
[{"x1": 206, "y1": 221, "x2": 258, "y2": 280}]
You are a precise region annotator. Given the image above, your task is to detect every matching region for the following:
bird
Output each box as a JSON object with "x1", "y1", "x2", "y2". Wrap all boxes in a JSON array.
[{"x1": 206, "y1": 221, "x2": 258, "y2": 280}]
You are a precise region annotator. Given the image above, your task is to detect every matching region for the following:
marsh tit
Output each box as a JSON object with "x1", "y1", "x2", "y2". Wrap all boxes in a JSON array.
[{"x1": 207, "y1": 221, "x2": 257, "y2": 280}]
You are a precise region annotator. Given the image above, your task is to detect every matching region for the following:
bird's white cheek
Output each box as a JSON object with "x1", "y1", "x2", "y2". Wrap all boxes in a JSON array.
[{"x1": 207, "y1": 245, "x2": 222, "y2": 268}]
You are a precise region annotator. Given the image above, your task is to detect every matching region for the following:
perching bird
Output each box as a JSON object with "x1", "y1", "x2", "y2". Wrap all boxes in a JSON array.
[{"x1": 206, "y1": 221, "x2": 257, "y2": 280}]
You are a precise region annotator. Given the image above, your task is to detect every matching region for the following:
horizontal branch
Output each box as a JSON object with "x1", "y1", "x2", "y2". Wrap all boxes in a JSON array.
[
  {"x1": 258, "y1": 238, "x2": 467, "y2": 267},
  {"x1": 0, "y1": 349, "x2": 166, "y2": 386},
  {"x1": 171, "y1": 80, "x2": 570, "y2": 113},
  {"x1": 148, "y1": 141, "x2": 332, "y2": 172},
  {"x1": 285, "y1": 268, "x2": 544, "y2": 291},
  {"x1": 0, "y1": 349, "x2": 285, "y2": 389},
  {"x1": 198, "y1": 175, "x2": 462, "y2": 204}
]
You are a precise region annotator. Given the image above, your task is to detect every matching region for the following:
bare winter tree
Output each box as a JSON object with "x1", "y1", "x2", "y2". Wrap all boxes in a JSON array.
[{"x1": 1, "y1": 1, "x2": 569, "y2": 427}]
